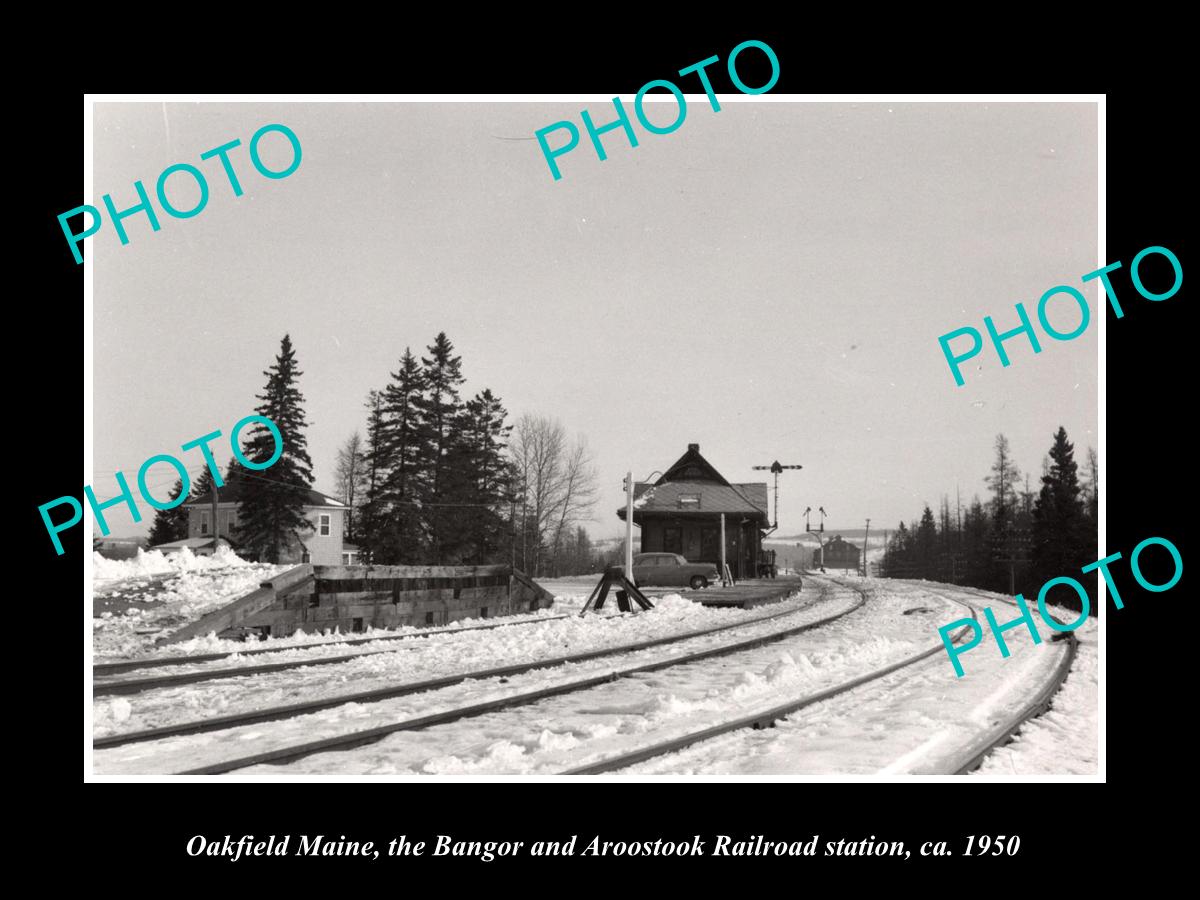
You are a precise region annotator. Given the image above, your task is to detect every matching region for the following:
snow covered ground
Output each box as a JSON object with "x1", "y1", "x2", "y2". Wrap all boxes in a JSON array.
[
  {"x1": 92, "y1": 592, "x2": 812, "y2": 741},
  {"x1": 92, "y1": 548, "x2": 286, "y2": 657},
  {"x1": 971, "y1": 592, "x2": 1097, "y2": 776},
  {"x1": 92, "y1": 590, "x2": 842, "y2": 774},
  {"x1": 90, "y1": 574, "x2": 1098, "y2": 777},
  {"x1": 622, "y1": 580, "x2": 1094, "y2": 776}
]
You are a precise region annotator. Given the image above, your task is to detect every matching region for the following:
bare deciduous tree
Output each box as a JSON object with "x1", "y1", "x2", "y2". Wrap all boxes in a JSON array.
[
  {"x1": 509, "y1": 414, "x2": 599, "y2": 576},
  {"x1": 335, "y1": 430, "x2": 367, "y2": 540}
]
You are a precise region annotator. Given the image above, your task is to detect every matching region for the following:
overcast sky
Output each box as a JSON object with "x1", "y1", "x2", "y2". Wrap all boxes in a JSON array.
[{"x1": 91, "y1": 100, "x2": 1097, "y2": 540}]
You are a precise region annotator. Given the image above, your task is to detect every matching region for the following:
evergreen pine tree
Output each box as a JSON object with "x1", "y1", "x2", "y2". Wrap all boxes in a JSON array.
[
  {"x1": 962, "y1": 497, "x2": 993, "y2": 586},
  {"x1": 147, "y1": 478, "x2": 189, "y2": 546},
  {"x1": 356, "y1": 390, "x2": 388, "y2": 563},
  {"x1": 414, "y1": 333, "x2": 466, "y2": 563},
  {"x1": 915, "y1": 505, "x2": 937, "y2": 578},
  {"x1": 456, "y1": 389, "x2": 513, "y2": 563},
  {"x1": 1084, "y1": 446, "x2": 1099, "y2": 525},
  {"x1": 234, "y1": 335, "x2": 315, "y2": 563},
  {"x1": 376, "y1": 349, "x2": 431, "y2": 563},
  {"x1": 1031, "y1": 427, "x2": 1090, "y2": 604},
  {"x1": 885, "y1": 521, "x2": 912, "y2": 577},
  {"x1": 986, "y1": 433, "x2": 1022, "y2": 530}
]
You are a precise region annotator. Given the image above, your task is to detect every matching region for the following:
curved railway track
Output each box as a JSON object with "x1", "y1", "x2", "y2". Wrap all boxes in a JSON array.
[
  {"x1": 95, "y1": 587, "x2": 846, "y2": 754},
  {"x1": 562, "y1": 581, "x2": 982, "y2": 774},
  {"x1": 92, "y1": 613, "x2": 573, "y2": 679},
  {"x1": 561, "y1": 579, "x2": 1078, "y2": 775},
  {"x1": 95, "y1": 581, "x2": 867, "y2": 774},
  {"x1": 934, "y1": 585, "x2": 1079, "y2": 775},
  {"x1": 174, "y1": 582, "x2": 864, "y2": 775}
]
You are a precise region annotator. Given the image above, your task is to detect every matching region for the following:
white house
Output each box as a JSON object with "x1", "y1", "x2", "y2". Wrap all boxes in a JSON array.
[{"x1": 181, "y1": 482, "x2": 354, "y2": 565}]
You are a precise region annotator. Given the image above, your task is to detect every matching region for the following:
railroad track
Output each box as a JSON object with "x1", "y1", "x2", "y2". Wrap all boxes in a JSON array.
[
  {"x1": 929, "y1": 584, "x2": 1080, "y2": 775},
  {"x1": 563, "y1": 579, "x2": 1077, "y2": 776},
  {"x1": 95, "y1": 581, "x2": 865, "y2": 774},
  {"x1": 93, "y1": 612, "x2": 573, "y2": 679},
  {"x1": 95, "y1": 589, "x2": 829, "y2": 751}
]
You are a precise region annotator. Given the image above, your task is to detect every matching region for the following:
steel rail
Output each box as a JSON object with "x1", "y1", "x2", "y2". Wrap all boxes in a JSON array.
[
  {"x1": 173, "y1": 583, "x2": 864, "y2": 774},
  {"x1": 563, "y1": 581, "x2": 1079, "y2": 776},
  {"x1": 92, "y1": 613, "x2": 573, "y2": 678},
  {"x1": 96, "y1": 592, "x2": 819, "y2": 751},
  {"x1": 937, "y1": 585, "x2": 1081, "y2": 775},
  {"x1": 562, "y1": 582, "x2": 977, "y2": 774}
]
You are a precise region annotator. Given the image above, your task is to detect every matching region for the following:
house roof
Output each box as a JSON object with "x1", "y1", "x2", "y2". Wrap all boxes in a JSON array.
[
  {"x1": 620, "y1": 480, "x2": 769, "y2": 520},
  {"x1": 656, "y1": 443, "x2": 730, "y2": 486},
  {"x1": 184, "y1": 481, "x2": 349, "y2": 509},
  {"x1": 151, "y1": 536, "x2": 237, "y2": 551},
  {"x1": 618, "y1": 444, "x2": 769, "y2": 523}
]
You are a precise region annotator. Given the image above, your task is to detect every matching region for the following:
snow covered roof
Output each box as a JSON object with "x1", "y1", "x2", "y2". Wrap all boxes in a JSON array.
[
  {"x1": 620, "y1": 481, "x2": 769, "y2": 520},
  {"x1": 151, "y1": 537, "x2": 236, "y2": 551}
]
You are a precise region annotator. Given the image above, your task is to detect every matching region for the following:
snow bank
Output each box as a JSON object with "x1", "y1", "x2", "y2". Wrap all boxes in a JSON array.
[
  {"x1": 92, "y1": 545, "x2": 254, "y2": 583},
  {"x1": 93, "y1": 550, "x2": 286, "y2": 659}
]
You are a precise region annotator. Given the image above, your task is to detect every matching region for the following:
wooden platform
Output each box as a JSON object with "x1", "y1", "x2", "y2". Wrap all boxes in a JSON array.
[{"x1": 641, "y1": 576, "x2": 804, "y2": 609}]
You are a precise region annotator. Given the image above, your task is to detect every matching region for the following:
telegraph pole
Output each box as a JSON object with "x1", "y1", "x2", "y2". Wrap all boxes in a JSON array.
[
  {"x1": 624, "y1": 471, "x2": 634, "y2": 576},
  {"x1": 862, "y1": 518, "x2": 871, "y2": 576},
  {"x1": 211, "y1": 483, "x2": 220, "y2": 546}
]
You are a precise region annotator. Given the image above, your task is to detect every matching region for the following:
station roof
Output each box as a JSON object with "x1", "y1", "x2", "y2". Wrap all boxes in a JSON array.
[{"x1": 617, "y1": 444, "x2": 768, "y2": 522}]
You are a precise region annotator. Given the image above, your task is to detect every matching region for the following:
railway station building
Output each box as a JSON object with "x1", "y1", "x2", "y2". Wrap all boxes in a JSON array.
[{"x1": 618, "y1": 444, "x2": 769, "y2": 580}]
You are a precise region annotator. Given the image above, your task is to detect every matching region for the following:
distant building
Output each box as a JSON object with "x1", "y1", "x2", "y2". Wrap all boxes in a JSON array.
[
  {"x1": 182, "y1": 482, "x2": 351, "y2": 565},
  {"x1": 152, "y1": 536, "x2": 234, "y2": 557},
  {"x1": 617, "y1": 443, "x2": 769, "y2": 580},
  {"x1": 817, "y1": 534, "x2": 860, "y2": 571},
  {"x1": 93, "y1": 536, "x2": 149, "y2": 560}
]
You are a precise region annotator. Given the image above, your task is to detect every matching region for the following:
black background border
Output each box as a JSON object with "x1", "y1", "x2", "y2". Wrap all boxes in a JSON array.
[{"x1": 23, "y1": 28, "x2": 1184, "y2": 883}]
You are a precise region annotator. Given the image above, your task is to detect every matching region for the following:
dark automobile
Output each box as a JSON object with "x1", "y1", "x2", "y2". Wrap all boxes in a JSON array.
[{"x1": 630, "y1": 553, "x2": 720, "y2": 590}]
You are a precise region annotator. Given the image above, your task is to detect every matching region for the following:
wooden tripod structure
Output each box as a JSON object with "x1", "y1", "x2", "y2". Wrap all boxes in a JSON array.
[{"x1": 579, "y1": 565, "x2": 655, "y2": 616}]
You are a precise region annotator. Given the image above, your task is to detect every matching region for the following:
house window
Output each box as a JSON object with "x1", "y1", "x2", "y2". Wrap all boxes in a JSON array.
[
  {"x1": 678, "y1": 493, "x2": 701, "y2": 509},
  {"x1": 319, "y1": 513, "x2": 331, "y2": 536},
  {"x1": 200, "y1": 511, "x2": 210, "y2": 535},
  {"x1": 342, "y1": 552, "x2": 356, "y2": 565},
  {"x1": 301, "y1": 551, "x2": 311, "y2": 563}
]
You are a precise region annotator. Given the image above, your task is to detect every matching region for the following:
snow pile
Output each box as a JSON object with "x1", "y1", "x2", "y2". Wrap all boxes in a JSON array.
[
  {"x1": 93, "y1": 545, "x2": 254, "y2": 583},
  {"x1": 93, "y1": 552, "x2": 285, "y2": 659},
  {"x1": 93, "y1": 590, "x2": 808, "y2": 739}
]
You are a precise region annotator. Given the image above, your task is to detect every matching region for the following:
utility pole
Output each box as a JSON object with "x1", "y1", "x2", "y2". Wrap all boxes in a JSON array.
[
  {"x1": 862, "y1": 518, "x2": 871, "y2": 577},
  {"x1": 720, "y1": 513, "x2": 728, "y2": 585},
  {"x1": 211, "y1": 483, "x2": 220, "y2": 547},
  {"x1": 624, "y1": 471, "x2": 634, "y2": 577}
]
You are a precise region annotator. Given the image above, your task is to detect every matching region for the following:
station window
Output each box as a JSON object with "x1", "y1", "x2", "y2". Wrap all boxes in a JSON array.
[
  {"x1": 200, "y1": 511, "x2": 210, "y2": 535},
  {"x1": 425, "y1": 611, "x2": 435, "y2": 625},
  {"x1": 480, "y1": 606, "x2": 489, "y2": 619},
  {"x1": 352, "y1": 617, "x2": 364, "y2": 633}
]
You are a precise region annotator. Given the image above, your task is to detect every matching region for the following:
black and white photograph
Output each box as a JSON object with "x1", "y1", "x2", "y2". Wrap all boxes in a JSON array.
[{"x1": 81, "y1": 95, "x2": 1106, "y2": 779}]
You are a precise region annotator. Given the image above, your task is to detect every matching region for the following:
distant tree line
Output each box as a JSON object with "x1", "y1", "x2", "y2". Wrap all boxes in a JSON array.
[{"x1": 880, "y1": 428, "x2": 1098, "y2": 613}]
